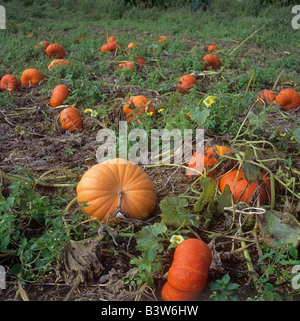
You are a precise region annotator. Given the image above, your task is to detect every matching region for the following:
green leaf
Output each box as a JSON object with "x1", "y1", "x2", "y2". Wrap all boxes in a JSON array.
[
  {"x1": 243, "y1": 162, "x2": 261, "y2": 181},
  {"x1": 217, "y1": 184, "x2": 232, "y2": 214},
  {"x1": 193, "y1": 177, "x2": 216, "y2": 213},
  {"x1": 189, "y1": 107, "x2": 210, "y2": 127},
  {"x1": 160, "y1": 196, "x2": 199, "y2": 228},
  {"x1": 135, "y1": 222, "x2": 167, "y2": 248},
  {"x1": 248, "y1": 110, "x2": 267, "y2": 128},
  {"x1": 294, "y1": 127, "x2": 300, "y2": 143}
]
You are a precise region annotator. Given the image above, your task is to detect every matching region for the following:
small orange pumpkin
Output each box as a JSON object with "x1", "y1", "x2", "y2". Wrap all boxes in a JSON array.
[
  {"x1": 48, "y1": 59, "x2": 71, "y2": 71},
  {"x1": 108, "y1": 36, "x2": 116, "y2": 42},
  {"x1": 157, "y1": 36, "x2": 167, "y2": 43},
  {"x1": 60, "y1": 107, "x2": 83, "y2": 133},
  {"x1": 116, "y1": 61, "x2": 135, "y2": 72},
  {"x1": 257, "y1": 90, "x2": 276, "y2": 106},
  {"x1": 46, "y1": 43, "x2": 66, "y2": 59},
  {"x1": 0, "y1": 74, "x2": 19, "y2": 91},
  {"x1": 123, "y1": 95, "x2": 156, "y2": 121},
  {"x1": 50, "y1": 84, "x2": 69, "y2": 107},
  {"x1": 34, "y1": 41, "x2": 50, "y2": 50},
  {"x1": 161, "y1": 238, "x2": 212, "y2": 301},
  {"x1": 21, "y1": 68, "x2": 43, "y2": 87},
  {"x1": 101, "y1": 41, "x2": 119, "y2": 53},
  {"x1": 219, "y1": 169, "x2": 270, "y2": 204},
  {"x1": 204, "y1": 44, "x2": 219, "y2": 53},
  {"x1": 275, "y1": 88, "x2": 300, "y2": 111},
  {"x1": 202, "y1": 54, "x2": 221, "y2": 70},
  {"x1": 136, "y1": 57, "x2": 146, "y2": 66},
  {"x1": 187, "y1": 145, "x2": 231, "y2": 178},
  {"x1": 176, "y1": 75, "x2": 197, "y2": 94},
  {"x1": 76, "y1": 158, "x2": 156, "y2": 221}
]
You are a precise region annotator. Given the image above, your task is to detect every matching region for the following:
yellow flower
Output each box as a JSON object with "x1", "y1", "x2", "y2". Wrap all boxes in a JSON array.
[
  {"x1": 83, "y1": 108, "x2": 92, "y2": 114},
  {"x1": 158, "y1": 109, "x2": 164, "y2": 113},
  {"x1": 170, "y1": 235, "x2": 184, "y2": 245},
  {"x1": 203, "y1": 96, "x2": 216, "y2": 108},
  {"x1": 186, "y1": 112, "x2": 191, "y2": 117},
  {"x1": 280, "y1": 132, "x2": 286, "y2": 137},
  {"x1": 147, "y1": 112, "x2": 153, "y2": 116}
]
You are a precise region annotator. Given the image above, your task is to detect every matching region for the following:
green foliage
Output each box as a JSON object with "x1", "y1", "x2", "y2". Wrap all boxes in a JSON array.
[
  {"x1": 0, "y1": 179, "x2": 70, "y2": 281},
  {"x1": 209, "y1": 273, "x2": 240, "y2": 301}
]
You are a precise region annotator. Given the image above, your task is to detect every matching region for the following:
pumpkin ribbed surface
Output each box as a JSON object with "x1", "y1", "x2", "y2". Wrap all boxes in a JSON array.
[
  {"x1": 275, "y1": 88, "x2": 300, "y2": 111},
  {"x1": 161, "y1": 238, "x2": 212, "y2": 301},
  {"x1": 76, "y1": 158, "x2": 156, "y2": 221},
  {"x1": 0, "y1": 74, "x2": 19, "y2": 91},
  {"x1": 50, "y1": 84, "x2": 69, "y2": 107},
  {"x1": 219, "y1": 169, "x2": 270, "y2": 204}
]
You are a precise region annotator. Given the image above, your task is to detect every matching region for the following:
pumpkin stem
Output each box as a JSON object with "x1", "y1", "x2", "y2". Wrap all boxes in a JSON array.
[{"x1": 117, "y1": 189, "x2": 123, "y2": 208}]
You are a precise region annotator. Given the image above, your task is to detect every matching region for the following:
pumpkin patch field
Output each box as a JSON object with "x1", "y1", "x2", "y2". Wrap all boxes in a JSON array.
[{"x1": 0, "y1": 0, "x2": 300, "y2": 303}]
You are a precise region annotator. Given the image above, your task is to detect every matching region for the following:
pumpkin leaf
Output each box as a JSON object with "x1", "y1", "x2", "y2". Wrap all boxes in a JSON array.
[
  {"x1": 248, "y1": 110, "x2": 267, "y2": 129},
  {"x1": 135, "y1": 222, "x2": 167, "y2": 248},
  {"x1": 160, "y1": 196, "x2": 199, "y2": 228},
  {"x1": 257, "y1": 211, "x2": 300, "y2": 247},
  {"x1": 189, "y1": 107, "x2": 210, "y2": 127},
  {"x1": 193, "y1": 177, "x2": 216, "y2": 213},
  {"x1": 243, "y1": 162, "x2": 261, "y2": 182},
  {"x1": 294, "y1": 127, "x2": 300, "y2": 143},
  {"x1": 217, "y1": 184, "x2": 233, "y2": 214}
]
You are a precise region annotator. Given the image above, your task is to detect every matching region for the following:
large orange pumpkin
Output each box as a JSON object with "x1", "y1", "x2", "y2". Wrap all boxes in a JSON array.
[
  {"x1": 176, "y1": 75, "x2": 197, "y2": 94},
  {"x1": 275, "y1": 88, "x2": 300, "y2": 111},
  {"x1": 219, "y1": 169, "x2": 270, "y2": 204},
  {"x1": 76, "y1": 158, "x2": 156, "y2": 221},
  {"x1": 123, "y1": 95, "x2": 156, "y2": 121},
  {"x1": 50, "y1": 84, "x2": 69, "y2": 107},
  {"x1": 59, "y1": 107, "x2": 83, "y2": 133},
  {"x1": 257, "y1": 90, "x2": 276, "y2": 106},
  {"x1": 46, "y1": 43, "x2": 66, "y2": 58},
  {"x1": 187, "y1": 145, "x2": 231, "y2": 178},
  {"x1": 161, "y1": 238, "x2": 212, "y2": 301},
  {"x1": 0, "y1": 74, "x2": 19, "y2": 91},
  {"x1": 202, "y1": 54, "x2": 221, "y2": 70},
  {"x1": 21, "y1": 69, "x2": 43, "y2": 86},
  {"x1": 101, "y1": 41, "x2": 119, "y2": 53}
]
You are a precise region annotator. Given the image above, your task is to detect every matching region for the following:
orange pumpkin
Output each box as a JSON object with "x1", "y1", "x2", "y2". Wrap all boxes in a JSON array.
[
  {"x1": 161, "y1": 238, "x2": 212, "y2": 301},
  {"x1": 48, "y1": 59, "x2": 71, "y2": 70},
  {"x1": 116, "y1": 61, "x2": 135, "y2": 72},
  {"x1": 50, "y1": 84, "x2": 69, "y2": 107},
  {"x1": 123, "y1": 95, "x2": 156, "y2": 121},
  {"x1": 204, "y1": 44, "x2": 219, "y2": 53},
  {"x1": 59, "y1": 107, "x2": 83, "y2": 133},
  {"x1": 187, "y1": 145, "x2": 231, "y2": 178},
  {"x1": 257, "y1": 90, "x2": 276, "y2": 106},
  {"x1": 176, "y1": 75, "x2": 197, "y2": 94},
  {"x1": 21, "y1": 68, "x2": 43, "y2": 87},
  {"x1": 46, "y1": 43, "x2": 66, "y2": 59},
  {"x1": 108, "y1": 36, "x2": 116, "y2": 42},
  {"x1": 275, "y1": 88, "x2": 300, "y2": 111},
  {"x1": 76, "y1": 158, "x2": 156, "y2": 221},
  {"x1": 101, "y1": 41, "x2": 119, "y2": 53},
  {"x1": 136, "y1": 57, "x2": 146, "y2": 66},
  {"x1": 219, "y1": 169, "x2": 270, "y2": 204},
  {"x1": 157, "y1": 36, "x2": 167, "y2": 43},
  {"x1": 202, "y1": 54, "x2": 221, "y2": 70},
  {"x1": 0, "y1": 74, "x2": 19, "y2": 91},
  {"x1": 34, "y1": 41, "x2": 50, "y2": 50}
]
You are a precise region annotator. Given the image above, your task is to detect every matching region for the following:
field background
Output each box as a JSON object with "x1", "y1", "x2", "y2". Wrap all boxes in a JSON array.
[{"x1": 0, "y1": 0, "x2": 299, "y2": 302}]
